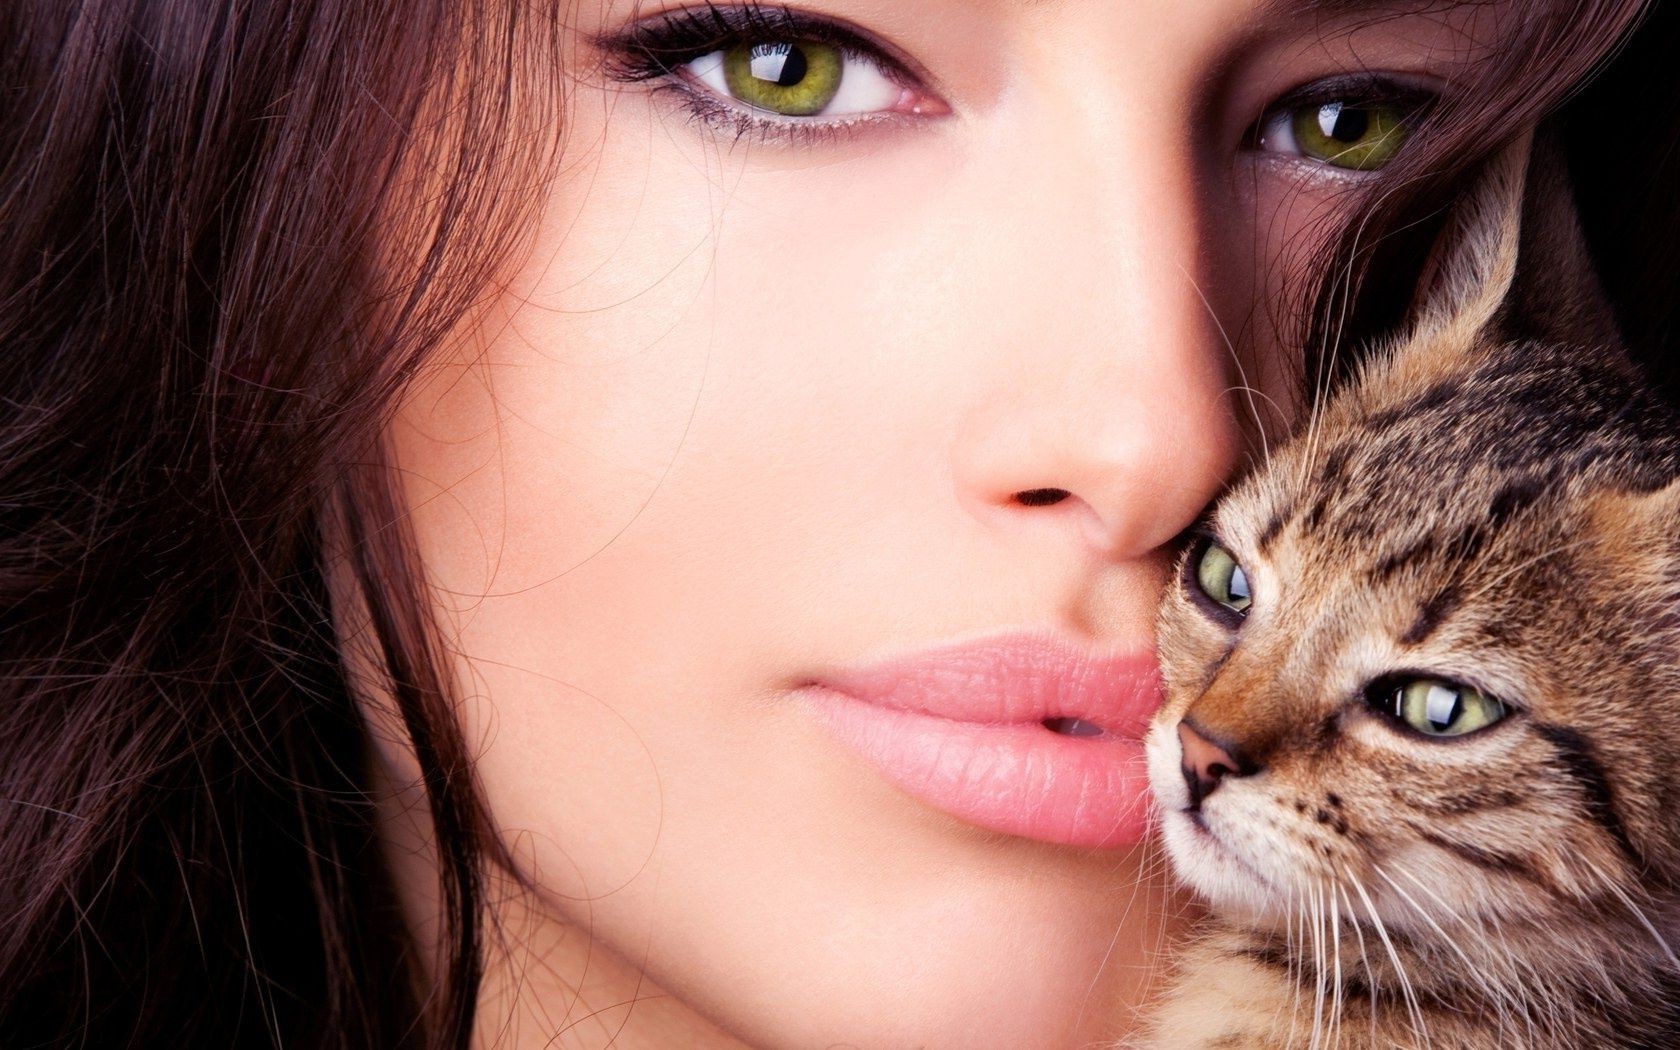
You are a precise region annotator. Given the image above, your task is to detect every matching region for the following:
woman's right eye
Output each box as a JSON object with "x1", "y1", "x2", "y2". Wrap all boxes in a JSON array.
[
  {"x1": 1253, "y1": 77, "x2": 1437, "y2": 173},
  {"x1": 597, "y1": 5, "x2": 947, "y2": 142},
  {"x1": 682, "y1": 40, "x2": 902, "y2": 119}
]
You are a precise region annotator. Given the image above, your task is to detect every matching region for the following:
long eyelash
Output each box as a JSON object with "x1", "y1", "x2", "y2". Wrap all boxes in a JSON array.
[
  {"x1": 1271, "y1": 73, "x2": 1441, "y2": 117},
  {"x1": 594, "y1": 2, "x2": 919, "y2": 146},
  {"x1": 598, "y1": 3, "x2": 883, "y2": 81}
]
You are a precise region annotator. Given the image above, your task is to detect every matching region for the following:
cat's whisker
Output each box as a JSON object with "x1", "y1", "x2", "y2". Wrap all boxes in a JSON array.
[
  {"x1": 1304, "y1": 879, "x2": 1320, "y2": 1050},
  {"x1": 1332, "y1": 880, "x2": 1380, "y2": 1049},
  {"x1": 1283, "y1": 879, "x2": 1307, "y2": 1050},
  {"x1": 1344, "y1": 867, "x2": 1428, "y2": 1046},
  {"x1": 1376, "y1": 862, "x2": 1531, "y2": 1045},
  {"x1": 1328, "y1": 881, "x2": 1346, "y2": 1050},
  {"x1": 1405, "y1": 861, "x2": 1557, "y2": 1049},
  {"x1": 1579, "y1": 857, "x2": 1680, "y2": 976}
]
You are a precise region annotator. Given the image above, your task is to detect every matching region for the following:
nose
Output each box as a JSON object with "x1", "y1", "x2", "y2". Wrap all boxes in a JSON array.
[
  {"x1": 1177, "y1": 719, "x2": 1254, "y2": 808},
  {"x1": 947, "y1": 91, "x2": 1241, "y2": 562}
]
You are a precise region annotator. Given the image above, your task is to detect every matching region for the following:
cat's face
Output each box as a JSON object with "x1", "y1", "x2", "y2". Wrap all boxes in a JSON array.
[{"x1": 1145, "y1": 330, "x2": 1680, "y2": 944}]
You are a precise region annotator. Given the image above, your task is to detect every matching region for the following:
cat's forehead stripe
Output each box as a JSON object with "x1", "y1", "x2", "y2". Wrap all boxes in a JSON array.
[{"x1": 1399, "y1": 586, "x2": 1464, "y2": 646}]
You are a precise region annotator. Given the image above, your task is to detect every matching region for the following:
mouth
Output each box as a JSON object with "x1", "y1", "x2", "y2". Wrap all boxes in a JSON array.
[{"x1": 797, "y1": 631, "x2": 1164, "y2": 849}]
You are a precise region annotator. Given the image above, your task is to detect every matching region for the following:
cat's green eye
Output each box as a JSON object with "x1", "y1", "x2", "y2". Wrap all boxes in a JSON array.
[
  {"x1": 722, "y1": 40, "x2": 843, "y2": 116},
  {"x1": 1193, "y1": 540, "x2": 1252, "y2": 616},
  {"x1": 1287, "y1": 101, "x2": 1410, "y2": 171},
  {"x1": 1375, "y1": 678, "x2": 1508, "y2": 738}
]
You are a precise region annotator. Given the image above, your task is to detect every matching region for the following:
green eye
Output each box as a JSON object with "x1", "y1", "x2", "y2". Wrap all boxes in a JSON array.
[
  {"x1": 722, "y1": 41, "x2": 843, "y2": 116},
  {"x1": 1193, "y1": 540, "x2": 1253, "y2": 616},
  {"x1": 1289, "y1": 101, "x2": 1410, "y2": 171},
  {"x1": 1373, "y1": 678, "x2": 1509, "y2": 737}
]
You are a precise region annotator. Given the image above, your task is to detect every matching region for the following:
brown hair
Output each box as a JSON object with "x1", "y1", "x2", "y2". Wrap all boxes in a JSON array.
[
  {"x1": 0, "y1": 1, "x2": 558, "y2": 1045},
  {"x1": 1302, "y1": 1, "x2": 1678, "y2": 393},
  {"x1": 0, "y1": 1, "x2": 1670, "y2": 1047}
]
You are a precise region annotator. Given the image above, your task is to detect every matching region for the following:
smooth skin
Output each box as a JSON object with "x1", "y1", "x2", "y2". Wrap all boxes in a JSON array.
[{"x1": 366, "y1": 1, "x2": 1514, "y2": 1046}]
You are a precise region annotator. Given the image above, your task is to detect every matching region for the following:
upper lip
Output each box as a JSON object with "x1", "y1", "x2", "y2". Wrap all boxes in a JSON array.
[{"x1": 811, "y1": 631, "x2": 1162, "y2": 740}]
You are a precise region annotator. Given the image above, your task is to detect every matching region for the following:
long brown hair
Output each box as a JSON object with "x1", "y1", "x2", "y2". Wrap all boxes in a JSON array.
[
  {"x1": 0, "y1": 1, "x2": 557, "y2": 1045},
  {"x1": 0, "y1": 1, "x2": 1670, "y2": 1048}
]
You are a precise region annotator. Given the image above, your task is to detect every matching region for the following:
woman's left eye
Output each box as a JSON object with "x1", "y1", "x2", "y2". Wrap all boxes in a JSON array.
[{"x1": 1252, "y1": 78, "x2": 1436, "y2": 173}]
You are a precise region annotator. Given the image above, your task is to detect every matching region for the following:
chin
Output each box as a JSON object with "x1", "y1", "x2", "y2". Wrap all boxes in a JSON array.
[{"x1": 668, "y1": 853, "x2": 1167, "y2": 1050}]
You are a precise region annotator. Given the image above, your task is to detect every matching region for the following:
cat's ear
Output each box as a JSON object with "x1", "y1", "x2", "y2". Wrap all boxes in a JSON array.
[
  {"x1": 1587, "y1": 478, "x2": 1680, "y2": 601},
  {"x1": 1407, "y1": 130, "x2": 1531, "y2": 347},
  {"x1": 1409, "y1": 128, "x2": 1621, "y2": 351},
  {"x1": 1504, "y1": 135, "x2": 1622, "y2": 350}
]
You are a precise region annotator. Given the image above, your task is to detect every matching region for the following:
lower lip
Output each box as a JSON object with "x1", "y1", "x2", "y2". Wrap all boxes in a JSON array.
[{"x1": 800, "y1": 685, "x2": 1156, "y2": 849}]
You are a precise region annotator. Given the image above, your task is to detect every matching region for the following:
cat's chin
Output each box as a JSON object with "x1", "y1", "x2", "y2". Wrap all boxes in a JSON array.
[{"x1": 1156, "y1": 808, "x2": 1297, "y2": 927}]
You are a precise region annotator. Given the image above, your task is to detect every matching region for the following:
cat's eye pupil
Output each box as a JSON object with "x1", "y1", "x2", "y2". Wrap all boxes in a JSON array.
[
  {"x1": 1424, "y1": 683, "x2": 1460, "y2": 732},
  {"x1": 1228, "y1": 565, "x2": 1251, "y2": 603},
  {"x1": 1192, "y1": 540, "x2": 1252, "y2": 618}
]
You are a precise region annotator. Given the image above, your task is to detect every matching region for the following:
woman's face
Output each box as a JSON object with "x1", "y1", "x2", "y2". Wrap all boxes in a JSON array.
[{"x1": 381, "y1": 1, "x2": 1508, "y2": 1045}]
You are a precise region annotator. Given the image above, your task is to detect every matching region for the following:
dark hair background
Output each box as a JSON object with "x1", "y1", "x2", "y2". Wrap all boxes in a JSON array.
[{"x1": 0, "y1": 1, "x2": 1673, "y2": 1048}]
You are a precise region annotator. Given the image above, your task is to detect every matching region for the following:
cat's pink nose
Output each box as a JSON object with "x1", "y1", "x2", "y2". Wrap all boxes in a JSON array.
[{"x1": 1178, "y1": 719, "x2": 1249, "y2": 808}]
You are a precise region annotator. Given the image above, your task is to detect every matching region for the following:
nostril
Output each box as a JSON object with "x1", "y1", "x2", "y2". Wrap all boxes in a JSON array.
[
  {"x1": 1177, "y1": 719, "x2": 1254, "y2": 809},
  {"x1": 1013, "y1": 487, "x2": 1071, "y2": 507}
]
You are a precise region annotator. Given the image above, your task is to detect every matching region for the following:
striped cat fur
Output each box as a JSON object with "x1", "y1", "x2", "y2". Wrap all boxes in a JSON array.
[{"x1": 1140, "y1": 133, "x2": 1680, "y2": 1048}]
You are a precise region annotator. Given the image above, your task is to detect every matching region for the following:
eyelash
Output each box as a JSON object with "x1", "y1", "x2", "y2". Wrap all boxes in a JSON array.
[
  {"x1": 597, "y1": 2, "x2": 928, "y2": 146},
  {"x1": 598, "y1": 5, "x2": 1443, "y2": 159}
]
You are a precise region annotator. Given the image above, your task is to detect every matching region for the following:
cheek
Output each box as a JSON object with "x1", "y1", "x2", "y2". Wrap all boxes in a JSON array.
[
  {"x1": 381, "y1": 94, "x2": 1196, "y2": 1046},
  {"x1": 1203, "y1": 164, "x2": 1358, "y2": 432}
]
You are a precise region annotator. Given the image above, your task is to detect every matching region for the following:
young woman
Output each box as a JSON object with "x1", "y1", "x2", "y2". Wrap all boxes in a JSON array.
[{"x1": 2, "y1": 1, "x2": 1674, "y2": 1047}]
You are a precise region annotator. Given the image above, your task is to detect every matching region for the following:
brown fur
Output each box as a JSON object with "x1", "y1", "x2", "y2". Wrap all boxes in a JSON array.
[{"x1": 1139, "y1": 135, "x2": 1680, "y2": 1048}]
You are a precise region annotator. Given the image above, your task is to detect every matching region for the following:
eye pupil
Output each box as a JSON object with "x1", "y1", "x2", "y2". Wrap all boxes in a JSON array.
[
  {"x1": 1424, "y1": 683, "x2": 1461, "y2": 731},
  {"x1": 1284, "y1": 95, "x2": 1413, "y2": 172},
  {"x1": 1318, "y1": 102, "x2": 1369, "y2": 143},
  {"x1": 1228, "y1": 565, "x2": 1251, "y2": 603},
  {"x1": 1191, "y1": 540, "x2": 1252, "y2": 618},
  {"x1": 750, "y1": 42, "x2": 809, "y2": 87}
]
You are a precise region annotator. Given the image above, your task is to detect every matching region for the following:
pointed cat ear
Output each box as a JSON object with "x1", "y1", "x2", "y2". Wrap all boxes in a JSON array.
[
  {"x1": 1504, "y1": 134, "x2": 1622, "y2": 350},
  {"x1": 1408, "y1": 129, "x2": 1620, "y2": 351},
  {"x1": 1406, "y1": 130, "x2": 1532, "y2": 347}
]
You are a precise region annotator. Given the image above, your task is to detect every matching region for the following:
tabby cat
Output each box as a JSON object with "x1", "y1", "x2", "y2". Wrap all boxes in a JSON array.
[{"x1": 1141, "y1": 133, "x2": 1680, "y2": 1049}]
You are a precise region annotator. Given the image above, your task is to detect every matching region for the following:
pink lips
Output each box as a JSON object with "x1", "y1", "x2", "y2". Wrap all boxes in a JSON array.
[{"x1": 798, "y1": 632, "x2": 1164, "y2": 849}]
